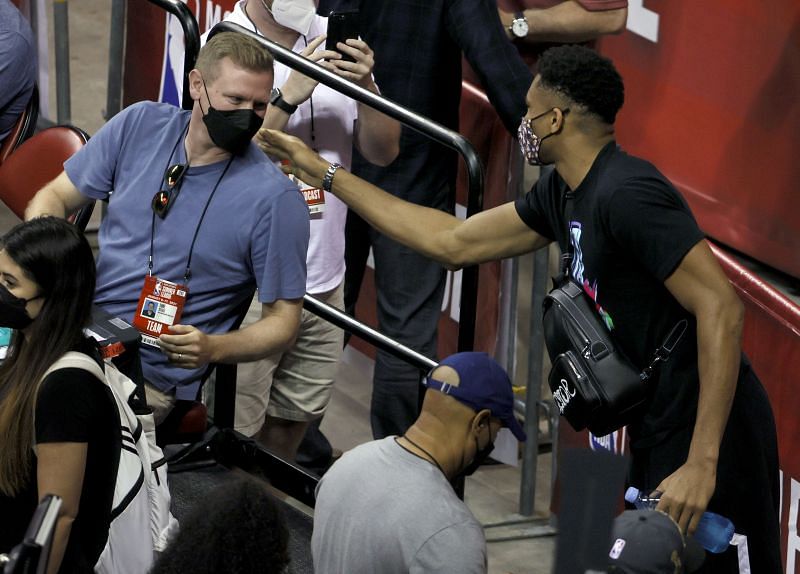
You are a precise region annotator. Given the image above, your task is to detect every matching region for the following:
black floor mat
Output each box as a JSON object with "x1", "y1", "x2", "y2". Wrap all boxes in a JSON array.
[{"x1": 167, "y1": 464, "x2": 315, "y2": 574}]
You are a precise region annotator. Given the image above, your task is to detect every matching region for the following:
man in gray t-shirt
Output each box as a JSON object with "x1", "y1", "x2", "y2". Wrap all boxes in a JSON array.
[{"x1": 311, "y1": 352, "x2": 526, "y2": 573}]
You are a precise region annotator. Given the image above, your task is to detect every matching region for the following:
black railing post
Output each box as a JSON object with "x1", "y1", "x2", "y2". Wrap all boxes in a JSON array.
[{"x1": 145, "y1": 0, "x2": 200, "y2": 111}]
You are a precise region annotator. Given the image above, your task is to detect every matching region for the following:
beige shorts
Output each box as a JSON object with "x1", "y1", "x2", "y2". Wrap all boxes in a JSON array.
[
  {"x1": 232, "y1": 283, "x2": 345, "y2": 436},
  {"x1": 144, "y1": 382, "x2": 177, "y2": 426}
]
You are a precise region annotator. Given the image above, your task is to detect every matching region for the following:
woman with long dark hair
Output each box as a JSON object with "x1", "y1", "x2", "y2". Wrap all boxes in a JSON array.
[{"x1": 0, "y1": 217, "x2": 119, "y2": 573}]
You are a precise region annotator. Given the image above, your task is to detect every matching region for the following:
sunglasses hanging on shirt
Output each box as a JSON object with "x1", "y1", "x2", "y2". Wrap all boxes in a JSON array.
[
  {"x1": 152, "y1": 162, "x2": 188, "y2": 219},
  {"x1": 152, "y1": 122, "x2": 191, "y2": 219}
]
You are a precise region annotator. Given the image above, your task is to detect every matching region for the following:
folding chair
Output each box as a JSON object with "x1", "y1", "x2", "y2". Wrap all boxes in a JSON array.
[
  {"x1": 0, "y1": 85, "x2": 39, "y2": 167},
  {"x1": 0, "y1": 124, "x2": 95, "y2": 230}
]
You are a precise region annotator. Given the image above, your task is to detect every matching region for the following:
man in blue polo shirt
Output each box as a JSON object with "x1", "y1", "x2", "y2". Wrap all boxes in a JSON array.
[{"x1": 26, "y1": 32, "x2": 309, "y2": 423}]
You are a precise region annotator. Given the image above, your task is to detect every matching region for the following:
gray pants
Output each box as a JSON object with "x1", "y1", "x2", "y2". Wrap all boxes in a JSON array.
[{"x1": 344, "y1": 209, "x2": 445, "y2": 439}]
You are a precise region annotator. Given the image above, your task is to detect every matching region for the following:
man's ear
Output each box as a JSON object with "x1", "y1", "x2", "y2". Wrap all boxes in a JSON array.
[
  {"x1": 551, "y1": 107, "x2": 567, "y2": 133},
  {"x1": 470, "y1": 409, "x2": 492, "y2": 434},
  {"x1": 188, "y1": 69, "x2": 203, "y2": 102}
]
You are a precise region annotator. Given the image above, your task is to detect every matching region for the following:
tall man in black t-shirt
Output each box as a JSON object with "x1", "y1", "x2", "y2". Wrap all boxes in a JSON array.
[{"x1": 260, "y1": 45, "x2": 782, "y2": 572}]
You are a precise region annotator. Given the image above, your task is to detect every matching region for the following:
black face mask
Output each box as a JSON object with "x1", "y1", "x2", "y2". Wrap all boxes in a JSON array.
[
  {"x1": 460, "y1": 426, "x2": 495, "y2": 477},
  {"x1": 200, "y1": 80, "x2": 263, "y2": 155},
  {"x1": 0, "y1": 284, "x2": 41, "y2": 330}
]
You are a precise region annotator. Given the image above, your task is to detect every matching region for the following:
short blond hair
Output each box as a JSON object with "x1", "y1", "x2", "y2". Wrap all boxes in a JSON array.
[{"x1": 195, "y1": 32, "x2": 273, "y2": 83}]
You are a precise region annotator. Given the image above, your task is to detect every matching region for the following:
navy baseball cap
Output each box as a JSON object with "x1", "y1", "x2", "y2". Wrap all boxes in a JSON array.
[
  {"x1": 608, "y1": 510, "x2": 705, "y2": 573},
  {"x1": 424, "y1": 352, "x2": 526, "y2": 441}
]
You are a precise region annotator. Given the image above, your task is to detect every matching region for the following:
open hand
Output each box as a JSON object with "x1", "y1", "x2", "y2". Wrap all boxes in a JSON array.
[{"x1": 256, "y1": 128, "x2": 328, "y2": 188}]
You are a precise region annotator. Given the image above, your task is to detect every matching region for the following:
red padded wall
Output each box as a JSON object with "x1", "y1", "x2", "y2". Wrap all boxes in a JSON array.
[{"x1": 597, "y1": 2, "x2": 800, "y2": 279}]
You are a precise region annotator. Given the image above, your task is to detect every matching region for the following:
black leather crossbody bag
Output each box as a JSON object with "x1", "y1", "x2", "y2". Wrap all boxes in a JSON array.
[{"x1": 542, "y1": 191, "x2": 687, "y2": 436}]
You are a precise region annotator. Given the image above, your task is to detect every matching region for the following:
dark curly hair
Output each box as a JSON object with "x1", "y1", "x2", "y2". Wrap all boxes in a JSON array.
[
  {"x1": 151, "y1": 476, "x2": 290, "y2": 574},
  {"x1": 538, "y1": 45, "x2": 624, "y2": 124}
]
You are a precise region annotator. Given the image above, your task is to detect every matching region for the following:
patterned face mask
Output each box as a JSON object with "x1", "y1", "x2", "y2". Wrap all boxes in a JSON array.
[{"x1": 517, "y1": 107, "x2": 568, "y2": 166}]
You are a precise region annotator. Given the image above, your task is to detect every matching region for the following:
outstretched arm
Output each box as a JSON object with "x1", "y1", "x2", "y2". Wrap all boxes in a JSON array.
[
  {"x1": 258, "y1": 128, "x2": 550, "y2": 269},
  {"x1": 500, "y1": 1, "x2": 627, "y2": 44},
  {"x1": 655, "y1": 240, "x2": 742, "y2": 535}
]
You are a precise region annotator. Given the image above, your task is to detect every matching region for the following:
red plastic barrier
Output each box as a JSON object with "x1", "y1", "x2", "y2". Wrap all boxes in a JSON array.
[
  {"x1": 597, "y1": 2, "x2": 800, "y2": 279},
  {"x1": 709, "y1": 242, "x2": 800, "y2": 574}
]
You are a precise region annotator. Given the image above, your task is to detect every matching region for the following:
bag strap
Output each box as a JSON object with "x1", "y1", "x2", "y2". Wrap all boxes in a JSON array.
[
  {"x1": 34, "y1": 352, "x2": 108, "y2": 453},
  {"x1": 560, "y1": 191, "x2": 576, "y2": 278},
  {"x1": 640, "y1": 319, "x2": 688, "y2": 381},
  {"x1": 44, "y1": 351, "x2": 106, "y2": 384}
]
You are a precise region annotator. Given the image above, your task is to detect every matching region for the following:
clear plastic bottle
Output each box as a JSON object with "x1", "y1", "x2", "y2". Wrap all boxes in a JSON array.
[{"x1": 625, "y1": 486, "x2": 734, "y2": 554}]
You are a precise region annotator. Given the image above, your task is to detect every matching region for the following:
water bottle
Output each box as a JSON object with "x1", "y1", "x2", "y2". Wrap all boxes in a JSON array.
[{"x1": 625, "y1": 486, "x2": 734, "y2": 553}]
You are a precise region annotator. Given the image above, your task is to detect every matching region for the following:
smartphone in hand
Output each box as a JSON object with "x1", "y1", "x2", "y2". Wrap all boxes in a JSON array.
[{"x1": 326, "y1": 10, "x2": 359, "y2": 63}]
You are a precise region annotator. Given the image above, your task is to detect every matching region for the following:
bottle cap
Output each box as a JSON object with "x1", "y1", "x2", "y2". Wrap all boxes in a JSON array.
[{"x1": 624, "y1": 486, "x2": 640, "y2": 504}]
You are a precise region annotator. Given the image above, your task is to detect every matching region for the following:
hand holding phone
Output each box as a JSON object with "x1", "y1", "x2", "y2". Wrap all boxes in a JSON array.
[{"x1": 326, "y1": 10, "x2": 359, "y2": 63}]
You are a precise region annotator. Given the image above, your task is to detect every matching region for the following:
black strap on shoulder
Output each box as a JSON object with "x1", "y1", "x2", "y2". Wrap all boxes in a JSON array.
[{"x1": 559, "y1": 191, "x2": 576, "y2": 278}]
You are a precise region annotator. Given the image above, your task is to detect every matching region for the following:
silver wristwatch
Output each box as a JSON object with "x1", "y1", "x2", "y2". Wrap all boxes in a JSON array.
[{"x1": 510, "y1": 12, "x2": 529, "y2": 38}]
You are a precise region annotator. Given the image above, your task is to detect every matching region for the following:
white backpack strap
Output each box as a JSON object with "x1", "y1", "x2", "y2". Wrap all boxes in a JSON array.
[
  {"x1": 44, "y1": 351, "x2": 106, "y2": 383},
  {"x1": 44, "y1": 352, "x2": 142, "y2": 451},
  {"x1": 101, "y1": 359, "x2": 139, "y2": 405},
  {"x1": 730, "y1": 533, "x2": 751, "y2": 574},
  {"x1": 45, "y1": 352, "x2": 139, "y2": 411},
  {"x1": 35, "y1": 352, "x2": 108, "y2": 453}
]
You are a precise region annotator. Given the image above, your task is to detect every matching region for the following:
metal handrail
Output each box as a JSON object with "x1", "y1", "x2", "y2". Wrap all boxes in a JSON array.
[
  {"x1": 304, "y1": 295, "x2": 437, "y2": 372},
  {"x1": 208, "y1": 21, "x2": 484, "y2": 354},
  {"x1": 145, "y1": 0, "x2": 200, "y2": 110}
]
